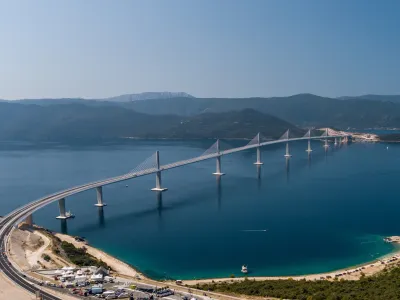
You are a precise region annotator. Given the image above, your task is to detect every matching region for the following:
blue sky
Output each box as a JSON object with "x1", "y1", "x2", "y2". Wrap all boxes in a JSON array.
[{"x1": 0, "y1": 0, "x2": 399, "y2": 99}]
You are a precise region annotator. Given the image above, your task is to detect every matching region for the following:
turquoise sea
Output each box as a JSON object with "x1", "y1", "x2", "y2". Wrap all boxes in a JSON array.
[{"x1": 0, "y1": 139, "x2": 399, "y2": 280}]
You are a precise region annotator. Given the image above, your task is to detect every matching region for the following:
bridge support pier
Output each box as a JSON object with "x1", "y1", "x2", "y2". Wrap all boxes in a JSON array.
[
  {"x1": 323, "y1": 138, "x2": 329, "y2": 149},
  {"x1": 151, "y1": 151, "x2": 168, "y2": 192},
  {"x1": 253, "y1": 133, "x2": 263, "y2": 165},
  {"x1": 56, "y1": 198, "x2": 72, "y2": 219},
  {"x1": 284, "y1": 142, "x2": 292, "y2": 158},
  {"x1": 306, "y1": 139, "x2": 312, "y2": 153},
  {"x1": 213, "y1": 139, "x2": 225, "y2": 176},
  {"x1": 213, "y1": 155, "x2": 225, "y2": 176},
  {"x1": 25, "y1": 214, "x2": 33, "y2": 226},
  {"x1": 254, "y1": 147, "x2": 263, "y2": 165},
  {"x1": 95, "y1": 186, "x2": 107, "y2": 207}
]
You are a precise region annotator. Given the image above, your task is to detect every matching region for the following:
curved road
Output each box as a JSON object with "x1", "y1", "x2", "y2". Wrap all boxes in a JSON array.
[{"x1": 0, "y1": 134, "x2": 349, "y2": 298}]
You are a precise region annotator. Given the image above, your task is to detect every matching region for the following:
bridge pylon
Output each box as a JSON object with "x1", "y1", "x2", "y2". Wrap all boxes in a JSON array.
[
  {"x1": 213, "y1": 140, "x2": 225, "y2": 176},
  {"x1": 323, "y1": 129, "x2": 329, "y2": 149},
  {"x1": 282, "y1": 129, "x2": 292, "y2": 158},
  {"x1": 254, "y1": 133, "x2": 263, "y2": 165},
  {"x1": 95, "y1": 186, "x2": 107, "y2": 207},
  {"x1": 284, "y1": 142, "x2": 292, "y2": 158},
  {"x1": 304, "y1": 130, "x2": 312, "y2": 153},
  {"x1": 24, "y1": 214, "x2": 33, "y2": 226},
  {"x1": 151, "y1": 151, "x2": 168, "y2": 192},
  {"x1": 56, "y1": 198, "x2": 72, "y2": 219}
]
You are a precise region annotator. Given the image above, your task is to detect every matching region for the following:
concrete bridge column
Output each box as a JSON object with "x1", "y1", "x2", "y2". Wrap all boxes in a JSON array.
[
  {"x1": 306, "y1": 139, "x2": 312, "y2": 153},
  {"x1": 254, "y1": 147, "x2": 263, "y2": 165},
  {"x1": 151, "y1": 151, "x2": 168, "y2": 192},
  {"x1": 284, "y1": 142, "x2": 292, "y2": 158},
  {"x1": 95, "y1": 186, "x2": 107, "y2": 207},
  {"x1": 213, "y1": 155, "x2": 225, "y2": 176},
  {"x1": 25, "y1": 214, "x2": 33, "y2": 226},
  {"x1": 254, "y1": 133, "x2": 263, "y2": 165},
  {"x1": 56, "y1": 198, "x2": 72, "y2": 219},
  {"x1": 323, "y1": 138, "x2": 329, "y2": 149},
  {"x1": 213, "y1": 140, "x2": 225, "y2": 176}
]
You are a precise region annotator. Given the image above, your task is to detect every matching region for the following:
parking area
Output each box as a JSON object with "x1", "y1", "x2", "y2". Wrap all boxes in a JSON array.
[{"x1": 33, "y1": 267, "x2": 209, "y2": 300}]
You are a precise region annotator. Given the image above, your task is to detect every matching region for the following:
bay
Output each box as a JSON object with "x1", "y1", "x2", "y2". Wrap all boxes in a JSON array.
[{"x1": 0, "y1": 139, "x2": 399, "y2": 280}]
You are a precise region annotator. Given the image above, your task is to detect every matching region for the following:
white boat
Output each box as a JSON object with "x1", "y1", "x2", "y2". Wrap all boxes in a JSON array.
[
  {"x1": 241, "y1": 265, "x2": 248, "y2": 273},
  {"x1": 65, "y1": 211, "x2": 75, "y2": 218}
]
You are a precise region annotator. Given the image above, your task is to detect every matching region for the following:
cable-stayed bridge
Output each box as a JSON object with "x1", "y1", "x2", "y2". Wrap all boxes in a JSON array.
[
  {"x1": 0, "y1": 128, "x2": 350, "y2": 299},
  {"x1": 2, "y1": 128, "x2": 350, "y2": 224}
]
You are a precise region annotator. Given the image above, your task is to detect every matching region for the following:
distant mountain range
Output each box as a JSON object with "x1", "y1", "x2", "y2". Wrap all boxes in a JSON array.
[
  {"x1": 3, "y1": 92, "x2": 400, "y2": 142},
  {"x1": 11, "y1": 92, "x2": 195, "y2": 105},
  {"x1": 101, "y1": 92, "x2": 195, "y2": 102},
  {"x1": 0, "y1": 102, "x2": 302, "y2": 141},
  {"x1": 115, "y1": 94, "x2": 400, "y2": 129},
  {"x1": 337, "y1": 95, "x2": 400, "y2": 103}
]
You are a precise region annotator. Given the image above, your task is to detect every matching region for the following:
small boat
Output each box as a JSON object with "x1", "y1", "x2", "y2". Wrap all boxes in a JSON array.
[
  {"x1": 65, "y1": 211, "x2": 75, "y2": 219},
  {"x1": 241, "y1": 265, "x2": 248, "y2": 274},
  {"x1": 126, "y1": 185, "x2": 128, "y2": 187}
]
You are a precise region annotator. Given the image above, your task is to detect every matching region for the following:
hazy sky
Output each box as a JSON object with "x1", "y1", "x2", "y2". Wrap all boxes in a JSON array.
[{"x1": 1, "y1": 0, "x2": 399, "y2": 99}]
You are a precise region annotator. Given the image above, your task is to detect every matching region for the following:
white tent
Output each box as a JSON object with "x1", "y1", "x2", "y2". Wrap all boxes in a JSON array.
[
  {"x1": 90, "y1": 274, "x2": 103, "y2": 282},
  {"x1": 75, "y1": 275, "x2": 86, "y2": 282}
]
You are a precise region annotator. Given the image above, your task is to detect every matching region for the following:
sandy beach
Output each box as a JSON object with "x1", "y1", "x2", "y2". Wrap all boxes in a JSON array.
[
  {"x1": 6, "y1": 225, "x2": 400, "y2": 300},
  {"x1": 54, "y1": 232, "x2": 143, "y2": 279},
  {"x1": 8, "y1": 224, "x2": 400, "y2": 290},
  {"x1": 183, "y1": 237, "x2": 400, "y2": 285}
]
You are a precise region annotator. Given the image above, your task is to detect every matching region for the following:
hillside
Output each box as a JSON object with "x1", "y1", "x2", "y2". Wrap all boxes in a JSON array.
[
  {"x1": 101, "y1": 92, "x2": 194, "y2": 102},
  {"x1": 7, "y1": 93, "x2": 400, "y2": 129},
  {"x1": 0, "y1": 103, "x2": 300, "y2": 142},
  {"x1": 338, "y1": 95, "x2": 400, "y2": 103},
  {"x1": 195, "y1": 266, "x2": 400, "y2": 300},
  {"x1": 166, "y1": 109, "x2": 304, "y2": 139},
  {"x1": 123, "y1": 94, "x2": 400, "y2": 129}
]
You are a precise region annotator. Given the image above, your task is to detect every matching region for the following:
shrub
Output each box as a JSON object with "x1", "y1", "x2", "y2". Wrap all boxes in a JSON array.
[
  {"x1": 42, "y1": 254, "x2": 51, "y2": 262},
  {"x1": 193, "y1": 266, "x2": 400, "y2": 300},
  {"x1": 60, "y1": 241, "x2": 109, "y2": 268}
]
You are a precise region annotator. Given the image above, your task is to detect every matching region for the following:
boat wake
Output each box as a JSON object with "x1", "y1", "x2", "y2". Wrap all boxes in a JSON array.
[{"x1": 241, "y1": 229, "x2": 268, "y2": 232}]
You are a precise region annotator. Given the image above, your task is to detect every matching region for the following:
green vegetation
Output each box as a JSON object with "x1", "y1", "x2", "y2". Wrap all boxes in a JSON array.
[
  {"x1": 194, "y1": 267, "x2": 400, "y2": 300},
  {"x1": 121, "y1": 94, "x2": 400, "y2": 129},
  {"x1": 0, "y1": 103, "x2": 302, "y2": 141},
  {"x1": 4, "y1": 93, "x2": 400, "y2": 141},
  {"x1": 42, "y1": 254, "x2": 51, "y2": 262},
  {"x1": 60, "y1": 241, "x2": 108, "y2": 269}
]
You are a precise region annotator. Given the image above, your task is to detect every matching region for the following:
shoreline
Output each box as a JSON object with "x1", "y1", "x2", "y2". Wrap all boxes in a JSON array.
[
  {"x1": 53, "y1": 232, "x2": 147, "y2": 280},
  {"x1": 51, "y1": 230, "x2": 400, "y2": 284},
  {"x1": 7, "y1": 224, "x2": 400, "y2": 299},
  {"x1": 183, "y1": 245, "x2": 400, "y2": 285}
]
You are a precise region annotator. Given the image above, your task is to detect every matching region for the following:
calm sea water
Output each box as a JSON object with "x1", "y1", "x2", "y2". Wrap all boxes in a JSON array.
[{"x1": 1, "y1": 139, "x2": 399, "y2": 280}]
